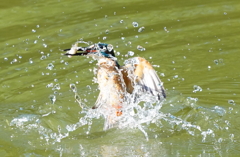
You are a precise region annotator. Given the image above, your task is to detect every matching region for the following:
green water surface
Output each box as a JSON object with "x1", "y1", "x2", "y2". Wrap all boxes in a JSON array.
[{"x1": 1, "y1": 0, "x2": 240, "y2": 156}]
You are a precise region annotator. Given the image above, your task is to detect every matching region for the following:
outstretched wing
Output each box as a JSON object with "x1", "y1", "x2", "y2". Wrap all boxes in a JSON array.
[{"x1": 121, "y1": 57, "x2": 166, "y2": 101}]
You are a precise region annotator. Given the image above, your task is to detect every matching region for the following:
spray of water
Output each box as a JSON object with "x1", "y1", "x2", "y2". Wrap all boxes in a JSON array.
[
  {"x1": 66, "y1": 74, "x2": 202, "y2": 141},
  {"x1": 8, "y1": 41, "x2": 228, "y2": 145}
]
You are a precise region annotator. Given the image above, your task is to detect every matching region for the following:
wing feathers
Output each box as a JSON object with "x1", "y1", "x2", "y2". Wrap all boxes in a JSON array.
[{"x1": 122, "y1": 57, "x2": 166, "y2": 101}]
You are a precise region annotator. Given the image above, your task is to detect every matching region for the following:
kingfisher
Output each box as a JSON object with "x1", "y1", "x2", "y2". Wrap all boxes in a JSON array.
[{"x1": 64, "y1": 42, "x2": 166, "y2": 130}]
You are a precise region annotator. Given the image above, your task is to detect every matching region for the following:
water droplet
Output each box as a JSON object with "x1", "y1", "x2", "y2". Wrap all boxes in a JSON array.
[
  {"x1": 120, "y1": 20, "x2": 124, "y2": 23},
  {"x1": 34, "y1": 40, "x2": 37, "y2": 44},
  {"x1": 228, "y1": 100, "x2": 235, "y2": 105},
  {"x1": 135, "y1": 35, "x2": 138, "y2": 38},
  {"x1": 132, "y1": 22, "x2": 139, "y2": 27},
  {"x1": 103, "y1": 36, "x2": 107, "y2": 40},
  {"x1": 138, "y1": 27, "x2": 145, "y2": 32},
  {"x1": 12, "y1": 58, "x2": 17, "y2": 63},
  {"x1": 219, "y1": 59, "x2": 223, "y2": 63},
  {"x1": 86, "y1": 85, "x2": 91, "y2": 90},
  {"x1": 43, "y1": 43, "x2": 47, "y2": 48},
  {"x1": 137, "y1": 45, "x2": 145, "y2": 51},
  {"x1": 53, "y1": 84, "x2": 60, "y2": 90},
  {"x1": 4, "y1": 57, "x2": 8, "y2": 61},
  {"x1": 164, "y1": 27, "x2": 169, "y2": 33},
  {"x1": 40, "y1": 55, "x2": 47, "y2": 60},
  {"x1": 75, "y1": 94, "x2": 81, "y2": 101},
  {"x1": 36, "y1": 25, "x2": 40, "y2": 28},
  {"x1": 105, "y1": 29, "x2": 109, "y2": 34},
  {"x1": 121, "y1": 37, "x2": 125, "y2": 40},
  {"x1": 173, "y1": 75, "x2": 178, "y2": 79},
  {"x1": 70, "y1": 84, "x2": 77, "y2": 93},
  {"x1": 46, "y1": 83, "x2": 53, "y2": 88},
  {"x1": 46, "y1": 63, "x2": 54, "y2": 70},
  {"x1": 193, "y1": 85, "x2": 202, "y2": 93},
  {"x1": 128, "y1": 51, "x2": 134, "y2": 56},
  {"x1": 152, "y1": 65, "x2": 160, "y2": 68},
  {"x1": 49, "y1": 95, "x2": 56, "y2": 104},
  {"x1": 32, "y1": 29, "x2": 36, "y2": 33},
  {"x1": 218, "y1": 138, "x2": 223, "y2": 143},
  {"x1": 29, "y1": 58, "x2": 33, "y2": 64},
  {"x1": 224, "y1": 12, "x2": 227, "y2": 15}
]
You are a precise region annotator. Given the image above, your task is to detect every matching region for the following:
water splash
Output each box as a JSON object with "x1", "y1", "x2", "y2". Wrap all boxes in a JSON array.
[
  {"x1": 201, "y1": 129, "x2": 214, "y2": 142},
  {"x1": 10, "y1": 114, "x2": 69, "y2": 144},
  {"x1": 70, "y1": 83, "x2": 86, "y2": 109},
  {"x1": 9, "y1": 83, "x2": 228, "y2": 145},
  {"x1": 66, "y1": 78, "x2": 204, "y2": 141},
  {"x1": 9, "y1": 39, "x2": 230, "y2": 146}
]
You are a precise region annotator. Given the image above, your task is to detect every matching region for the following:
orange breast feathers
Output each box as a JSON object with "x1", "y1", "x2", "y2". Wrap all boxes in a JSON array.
[{"x1": 96, "y1": 58, "x2": 125, "y2": 116}]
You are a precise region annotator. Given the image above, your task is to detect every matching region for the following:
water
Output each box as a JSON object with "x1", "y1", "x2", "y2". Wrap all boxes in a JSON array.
[{"x1": 1, "y1": 0, "x2": 240, "y2": 156}]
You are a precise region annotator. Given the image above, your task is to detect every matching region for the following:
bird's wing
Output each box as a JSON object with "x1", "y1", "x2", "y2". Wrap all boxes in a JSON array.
[{"x1": 121, "y1": 57, "x2": 166, "y2": 101}]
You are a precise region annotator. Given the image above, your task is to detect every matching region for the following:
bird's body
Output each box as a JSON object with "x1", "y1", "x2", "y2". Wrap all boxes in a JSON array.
[
  {"x1": 64, "y1": 42, "x2": 166, "y2": 130},
  {"x1": 94, "y1": 57, "x2": 125, "y2": 115}
]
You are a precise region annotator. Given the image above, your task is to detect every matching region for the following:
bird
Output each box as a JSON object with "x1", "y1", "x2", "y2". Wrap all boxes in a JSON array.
[{"x1": 64, "y1": 42, "x2": 166, "y2": 130}]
